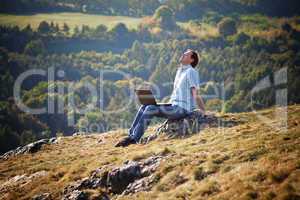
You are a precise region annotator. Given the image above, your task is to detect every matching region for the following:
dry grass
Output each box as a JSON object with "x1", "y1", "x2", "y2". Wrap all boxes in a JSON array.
[
  {"x1": 0, "y1": 105, "x2": 300, "y2": 199},
  {"x1": 177, "y1": 21, "x2": 219, "y2": 40},
  {"x1": 238, "y1": 15, "x2": 300, "y2": 40},
  {"x1": 178, "y1": 15, "x2": 300, "y2": 41},
  {"x1": 0, "y1": 12, "x2": 142, "y2": 31}
]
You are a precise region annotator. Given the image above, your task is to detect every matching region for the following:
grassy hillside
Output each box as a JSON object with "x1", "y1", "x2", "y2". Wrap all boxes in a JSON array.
[
  {"x1": 0, "y1": 12, "x2": 143, "y2": 30},
  {"x1": 0, "y1": 105, "x2": 299, "y2": 199},
  {"x1": 0, "y1": 9, "x2": 299, "y2": 162}
]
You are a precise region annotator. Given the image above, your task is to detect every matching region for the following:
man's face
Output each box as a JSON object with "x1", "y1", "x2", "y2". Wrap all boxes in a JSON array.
[{"x1": 179, "y1": 49, "x2": 194, "y2": 65}]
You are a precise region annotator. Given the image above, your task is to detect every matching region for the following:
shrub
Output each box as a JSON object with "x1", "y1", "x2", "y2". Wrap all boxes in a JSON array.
[
  {"x1": 153, "y1": 5, "x2": 177, "y2": 30},
  {"x1": 218, "y1": 17, "x2": 237, "y2": 37},
  {"x1": 194, "y1": 167, "x2": 207, "y2": 181}
]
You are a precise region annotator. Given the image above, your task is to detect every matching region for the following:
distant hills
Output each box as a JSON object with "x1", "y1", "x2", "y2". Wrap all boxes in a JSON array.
[{"x1": 1, "y1": 0, "x2": 300, "y2": 18}]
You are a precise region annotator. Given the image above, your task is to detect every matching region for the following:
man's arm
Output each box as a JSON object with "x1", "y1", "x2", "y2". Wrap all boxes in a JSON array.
[{"x1": 191, "y1": 87, "x2": 205, "y2": 113}]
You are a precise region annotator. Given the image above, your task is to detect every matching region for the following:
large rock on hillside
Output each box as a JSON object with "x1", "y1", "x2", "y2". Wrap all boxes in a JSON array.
[
  {"x1": 0, "y1": 137, "x2": 57, "y2": 160},
  {"x1": 63, "y1": 155, "x2": 167, "y2": 199}
]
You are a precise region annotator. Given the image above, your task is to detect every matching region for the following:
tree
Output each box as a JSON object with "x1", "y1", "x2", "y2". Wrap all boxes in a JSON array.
[
  {"x1": 0, "y1": 70, "x2": 14, "y2": 100},
  {"x1": 149, "y1": 57, "x2": 171, "y2": 97},
  {"x1": 73, "y1": 25, "x2": 80, "y2": 36},
  {"x1": 94, "y1": 24, "x2": 107, "y2": 37},
  {"x1": 20, "y1": 130, "x2": 36, "y2": 146},
  {"x1": 217, "y1": 17, "x2": 237, "y2": 37},
  {"x1": 38, "y1": 21, "x2": 51, "y2": 34},
  {"x1": 23, "y1": 24, "x2": 33, "y2": 33},
  {"x1": 24, "y1": 39, "x2": 46, "y2": 56},
  {"x1": 63, "y1": 23, "x2": 70, "y2": 34},
  {"x1": 0, "y1": 126, "x2": 20, "y2": 154},
  {"x1": 95, "y1": 24, "x2": 107, "y2": 34},
  {"x1": 110, "y1": 23, "x2": 129, "y2": 37},
  {"x1": 81, "y1": 25, "x2": 90, "y2": 35},
  {"x1": 110, "y1": 23, "x2": 131, "y2": 43},
  {"x1": 281, "y1": 22, "x2": 292, "y2": 33},
  {"x1": 0, "y1": 47, "x2": 9, "y2": 67},
  {"x1": 153, "y1": 5, "x2": 176, "y2": 29},
  {"x1": 233, "y1": 32, "x2": 251, "y2": 45},
  {"x1": 132, "y1": 40, "x2": 143, "y2": 57},
  {"x1": 54, "y1": 23, "x2": 60, "y2": 32},
  {"x1": 50, "y1": 21, "x2": 55, "y2": 32}
]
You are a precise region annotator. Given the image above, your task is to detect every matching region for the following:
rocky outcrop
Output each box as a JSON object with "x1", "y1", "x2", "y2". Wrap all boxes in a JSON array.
[
  {"x1": 72, "y1": 132, "x2": 86, "y2": 136},
  {"x1": 63, "y1": 155, "x2": 166, "y2": 199},
  {"x1": 141, "y1": 111, "x2": 244, "y2": 144},
  {"x1": 32, "y1": 193, "x2": 52, "y2": 200},
  {"x1": 62, "y1": 190, "x2": 93, "y2": 200},
  {"x1": 0, "y1": 171, "x2": 49, "y2": 195},
  {"x1": 107, "y1": 160, "x2": 142, "y2": 194},
  {"x1": 122, "y1": 174, "x2": 157, "y2": 195},
  {"x1": 0, "y1": 137, "x2": 57, "y2": 160}
]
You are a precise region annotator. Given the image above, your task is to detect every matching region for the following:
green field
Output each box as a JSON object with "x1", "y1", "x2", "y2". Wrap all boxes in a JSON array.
[{"x1": 0, "y1": 12, "x2": 143, "y2": 30}]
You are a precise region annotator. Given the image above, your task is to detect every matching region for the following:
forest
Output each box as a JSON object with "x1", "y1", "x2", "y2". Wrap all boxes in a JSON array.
[{"x1": 1, "y1": 0, "x2": 300, "y2": 18}]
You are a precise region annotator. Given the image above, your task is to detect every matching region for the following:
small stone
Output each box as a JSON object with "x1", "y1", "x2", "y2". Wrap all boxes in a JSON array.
[
  {"x1": 62, "y1": 190, "x2": 88, "y2": 200},
  {"x1": 32, "y1": 193, "x2": 51, "y2": 200},
  {"x1": 97, "y1": 139, "x2": 103, "y2": 143},
  {"x1": 73, "y1": 132, "x2": 86, "y2": 136}
]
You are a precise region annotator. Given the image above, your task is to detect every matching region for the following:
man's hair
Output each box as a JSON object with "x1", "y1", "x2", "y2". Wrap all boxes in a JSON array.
[{"x1": 190, "y1": 51, "x2": 199, "y2": 68}]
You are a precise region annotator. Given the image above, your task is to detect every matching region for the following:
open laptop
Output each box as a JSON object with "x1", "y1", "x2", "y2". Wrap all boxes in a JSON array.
[{"x1": 135, "y1": 89, "x2": 172, "y2": 106}]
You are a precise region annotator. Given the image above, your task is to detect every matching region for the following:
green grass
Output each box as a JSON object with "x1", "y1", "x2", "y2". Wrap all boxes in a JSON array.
[{"x1": 0, "y1": 12, "x2": 143, "y2": 30}]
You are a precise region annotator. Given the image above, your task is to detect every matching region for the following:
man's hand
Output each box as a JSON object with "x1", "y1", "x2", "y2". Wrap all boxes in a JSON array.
[{"x1": 191, "y1": 87, "x2": 205, "y2": 114}]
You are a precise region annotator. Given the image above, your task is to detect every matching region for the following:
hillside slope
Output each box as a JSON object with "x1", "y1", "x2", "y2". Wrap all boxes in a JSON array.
[{"x1": 0, "y1": 105, "x2": 299, "y2": 200}]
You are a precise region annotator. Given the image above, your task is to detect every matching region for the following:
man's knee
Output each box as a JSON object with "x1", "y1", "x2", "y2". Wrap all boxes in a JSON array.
[
  {"x1": 138, "y1": 104, "x2": 147, "y2": 112},
  {"x1": 144, "y1": 104, "x2": 158, "y2": 115}
]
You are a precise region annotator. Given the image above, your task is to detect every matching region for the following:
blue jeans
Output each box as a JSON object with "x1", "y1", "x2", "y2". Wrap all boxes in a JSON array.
[{"x1": 128, "y1": 104, "x2": 190, "y2": 142}]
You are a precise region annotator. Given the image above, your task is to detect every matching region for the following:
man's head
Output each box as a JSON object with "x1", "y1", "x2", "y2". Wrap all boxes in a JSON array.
[{"x1": 179, "y1": 49, "x2": 199, "y2": 68}]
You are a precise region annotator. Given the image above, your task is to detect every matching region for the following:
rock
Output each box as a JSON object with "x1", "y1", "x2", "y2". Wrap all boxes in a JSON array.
[
  {"x1": 107, "y1": 161, "x2": 141, "y2": 194},
  {"x1": 0, "y1": 171, "x2": 48, "y2": 193},
  {"x1": 63, "y1": 174, "x2": 107, "y2": 196},
  {"x1": 73, "y1": 132, "x2": 86, "y2": 136},
  {"x1": 0, "y1": 138, "x2": 57, "y2": 160},
  {"x1": 161, "y1": 111, "x2": 218, "y2": 138},
  {"x1": 63, "y1": 188, "x2": 110, "y2": 200},
  {"x1": 140, "y1": 156, "x2": 164, "y2": 177},
  {"x1": 120, "y1": 156, "x2": 164, "y2": 195},
  {"x1": 140, "y1": 111, "x2": 210, "y2": 143},
  {"x1": 0, "y1": 174, "x2": 28, "y2": 191},
  {"x1": 63, "y1": 171, "x2": 110, "y2": 200},
  {"x1": 97, "y1": 138, "x2": 104, "y2": 143},
  {"x1": 141, "y1": 110, "x2": 243, "y2": 144},
  {"x1": 122, "y1": 174, "x2": 156, "y2": 195},
  {"x1": 49, "y1": 137, "x2": 58, "y2": 144},
  {"x1": 27, "y1": 170, "x2": 48, "y2": 180},
  {"x1": 63, "y1": 155, "x2": 166, "y2": 198},
  {"x1": 32, "y1": 193, "x2": 51, "y2": 200},
  {"x1": 106, "y1": 156, "x2": 164, "y2": 194},
  {"x1": 62, "y1": 190, "x2": 88, "y2": 200},
  {"x1": 26, "y1": 139, "x2": 49, "y2": 153},
  {"x1": 63, "y1": 178, "x2": 89, "y2": 195}
]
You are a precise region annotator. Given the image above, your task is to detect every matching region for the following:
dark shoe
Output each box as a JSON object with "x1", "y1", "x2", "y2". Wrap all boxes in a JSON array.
[{"x1": 115, "y1": 136, "x2": 137, "y2": 147}]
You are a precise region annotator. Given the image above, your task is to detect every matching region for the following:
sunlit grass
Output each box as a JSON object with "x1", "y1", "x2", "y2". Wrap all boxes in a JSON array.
[
  {"x1": 177, "y1": 21, "x2": 219, "y2": 39},
  {"x1": 238, "y1": 14, "x2": 299, "y2": 40},
  {"x1": 0, "y1": 12, "x2": 143, "y2": 31},
  {"x1": 0, "y1": 105, "x2": 299, "y2": 199}
]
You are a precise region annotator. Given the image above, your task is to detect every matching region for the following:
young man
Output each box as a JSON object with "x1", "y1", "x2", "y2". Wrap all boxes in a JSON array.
[{"x1": 115, "y1": 49, "x2": 205, "y2": 147}]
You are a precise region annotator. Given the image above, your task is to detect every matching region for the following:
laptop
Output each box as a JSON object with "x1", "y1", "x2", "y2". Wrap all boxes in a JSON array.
[{"x1": 135, "y1": 89, "x2": 172, "y2": 106}]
